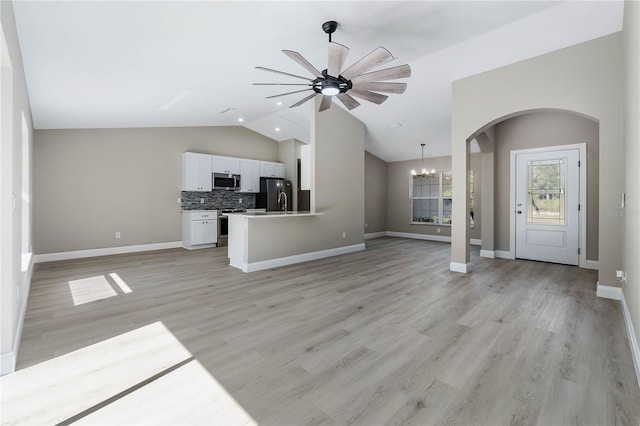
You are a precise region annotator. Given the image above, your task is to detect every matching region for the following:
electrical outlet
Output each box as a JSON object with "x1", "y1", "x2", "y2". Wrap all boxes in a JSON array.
[
  {"x1": 239, "y1": 198, "x2": 243, "y2": 204},
  {"x1": 115, "y1": 232, "x2": 121, "y2": 239},
  {"x1": 200, "y1": 198, "x2": 205, "y2": 204},
  {"x1": 342, "y1": 231, "x2": 347, "y2": 239},
  {"x1": 177, "y1": 197, "x2": 181, "y2": 204},
  {"x1": 365, "y1": 223, "x2": 368, "y2": 229},
  {"x1": 617, "y1": 270, "x2": 627, "y2": 285},
  {"x1": 437, "y1": 228, "x2": 441, "y2": 234}
]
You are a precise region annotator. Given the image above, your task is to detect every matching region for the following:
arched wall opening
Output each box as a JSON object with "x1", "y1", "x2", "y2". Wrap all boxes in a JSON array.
[
  {"x1": 468, "y1": 109, "x2": 599, "y2": 265},
  {"x1": 449, "y1": 33, "x2": 622, "y2": 287}
]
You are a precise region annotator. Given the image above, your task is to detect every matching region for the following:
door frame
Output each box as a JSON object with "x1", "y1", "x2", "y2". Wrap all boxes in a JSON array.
[{"x1": 508, "y1": 143, "x2": 587, "y2": 268}]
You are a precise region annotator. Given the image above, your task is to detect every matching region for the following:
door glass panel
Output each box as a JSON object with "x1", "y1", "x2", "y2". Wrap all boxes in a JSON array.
[{"x1": 527, "y1": 158, "x2": 566, "y2": 225}]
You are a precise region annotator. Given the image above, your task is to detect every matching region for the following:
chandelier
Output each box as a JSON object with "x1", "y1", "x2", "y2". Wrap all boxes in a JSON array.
[{"x1": 411, "y1": 143, "x2": 436, "y2": 177}]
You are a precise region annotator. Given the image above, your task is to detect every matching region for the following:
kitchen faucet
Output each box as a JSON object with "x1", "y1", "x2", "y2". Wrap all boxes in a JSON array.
[{"x1": 278, "y1": 191, "x2": 288, "y2": 213}]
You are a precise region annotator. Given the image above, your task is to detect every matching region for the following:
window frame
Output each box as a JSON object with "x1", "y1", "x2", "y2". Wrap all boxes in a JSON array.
[{"x1": 410, "y1": 171, "x2": 452, "y2": 226}]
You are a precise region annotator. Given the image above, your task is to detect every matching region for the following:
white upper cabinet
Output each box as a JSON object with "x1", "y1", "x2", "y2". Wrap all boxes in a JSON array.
[
  {"x1": 259, "y1": 161, "x2": 285, "y2": 178},
  {"x1": 182, "y1": 152, "x2": 212, "y2": 191},
  {"x1": 213, "y1": 156, "x2": 241, "y2": 175},
  {"x1": 239, "y1": 159, "x2": 260, "y2": 193}
]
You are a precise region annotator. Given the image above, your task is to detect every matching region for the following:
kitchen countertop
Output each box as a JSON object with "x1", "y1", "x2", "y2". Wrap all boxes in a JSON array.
[{"x1": 225, "y1": 211, "x2": 322, "y2": 218}]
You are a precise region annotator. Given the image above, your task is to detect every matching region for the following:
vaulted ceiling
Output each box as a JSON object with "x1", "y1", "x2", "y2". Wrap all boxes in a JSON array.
[{"x1": 12, "y1": 1, "x2": 623, "y2": 161}]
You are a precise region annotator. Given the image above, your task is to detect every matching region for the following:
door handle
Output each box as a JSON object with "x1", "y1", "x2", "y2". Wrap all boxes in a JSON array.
[{"x1": 517, "y1": 210, "x2": 522, "y2": 214}]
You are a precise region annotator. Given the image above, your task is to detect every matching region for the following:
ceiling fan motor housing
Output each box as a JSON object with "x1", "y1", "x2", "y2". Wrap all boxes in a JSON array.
[{"x1": 313, "y1": 71, "x2": 352, "y2": 96}]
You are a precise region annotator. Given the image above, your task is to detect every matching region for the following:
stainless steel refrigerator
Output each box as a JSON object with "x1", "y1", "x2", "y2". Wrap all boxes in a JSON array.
[{"x1": 256, "y1": 178, "x2": 292, "y2": 212}]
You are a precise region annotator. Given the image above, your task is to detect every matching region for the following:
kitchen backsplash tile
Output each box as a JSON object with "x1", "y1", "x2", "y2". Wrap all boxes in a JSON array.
[{"x1": 181, "y1": 190, "x2": 255, "y2": 210}]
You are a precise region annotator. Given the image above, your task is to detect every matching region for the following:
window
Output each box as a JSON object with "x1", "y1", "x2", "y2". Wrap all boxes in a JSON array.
[{"x1": 411, "y1": 171, "x2": 452, "y2": 225}]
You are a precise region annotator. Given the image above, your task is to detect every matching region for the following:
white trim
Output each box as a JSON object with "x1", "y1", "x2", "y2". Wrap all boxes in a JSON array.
[
  {"x1": 509, "y1": 143, "x2": 587, "y2": 268},
  {"x1": 596, "y1": 282, "x2": 622, "y2": 300},
  {"x1": 387, "y1": 231, "x2": 451, "y2": 243},
  {"x1": 365, "y1": 232, "x2": 387, "y2": 240},
  {"x1": 233, "y1": 243, "x2": 365, "y2": 273},
  {"x1": 33, "y1": 241, "x2": 182, "y2": 263},
  {"x1": 1, "y1": 254, "x2": 34, "y2": 376},
  {"x1": 480, "y1": 250, "x2": 495, "y2": 259},
  {"x1": 470, "y1": 238, "x2": 481, "y2": 246},
  {"x1": 450, "y1": 262, "x2": 472, "y2": 273},
  {"x1": 0, "y1": 352, "x2": 15, "y2": 376},
  {"x1": 621, "y1": 290, "x2": 640, "y2": 392},
  {"x1": 584, "y1": 260, "x2": 599, "y2": 270},
  {"x1": 495, "y1": 250, "x2": 515, "y2": 260}
]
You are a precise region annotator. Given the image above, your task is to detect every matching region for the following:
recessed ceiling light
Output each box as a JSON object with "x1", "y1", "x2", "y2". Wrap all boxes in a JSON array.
[
  {"x1": 276, "y1": 101, "x2": 283, "y2": 106},
  {"x1": 275, "y1": 127, "x2": 281, "y2": 132},
  {"x1": 238, "y1": 117, "x2": 244, "y2": 122}
]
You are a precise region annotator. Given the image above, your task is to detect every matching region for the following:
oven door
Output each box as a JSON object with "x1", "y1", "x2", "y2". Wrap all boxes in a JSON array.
[{"x1": 217, "y1": 215, "x2": 228, "y2": 246}]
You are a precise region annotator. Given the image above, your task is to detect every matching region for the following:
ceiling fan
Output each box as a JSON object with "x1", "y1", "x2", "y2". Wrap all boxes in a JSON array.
[{"x1": 253, "y1": 21, "x2": 411, "y2": 112}]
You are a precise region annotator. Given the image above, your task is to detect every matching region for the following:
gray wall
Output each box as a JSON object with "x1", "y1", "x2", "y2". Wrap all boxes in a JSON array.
[
  {"x1": 364, "y1": 151, "x2": 387, "y2": 233},
  {"x1": 245, "y1": 97, "x2": 365, "y2": 262},
  {"x1": 33, "y1": 126, "x2": 279, "y2": 254},
  {"x1": 1, "y1": 0, "x2": 34, "y2": 372},
  {"x1": 622, "y1": 0, "x2": 640, "y2": 368},
  {"x1": 492, "y1": 111, "x2": 599, "y2": 261},
  {"x1": 387, "y1": 154, "x2": 482, "y2": 240},
  {"x1": 451, "y1": 33, "x2": 623, "y2": 286}
]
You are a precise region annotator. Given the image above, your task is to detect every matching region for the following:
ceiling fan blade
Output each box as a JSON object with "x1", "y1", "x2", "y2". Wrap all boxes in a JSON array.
[
  {"x1": 341, "y1": 46, "x2": 394, "y2": 80},
  {"x1": 319, "y1": 95, "x2": 332, "y2": 112},
  {"x1": 290, "y1": 93, "x2": 318, "y2": 108},
  {"x1": 350, "y1": 64, "x2": 412, "y2": 84},
  {"x1": 282, "y1": 50, "x2": 324, "y2": 78},
  {"x1": 255, "y1": 66, "x2": 314, "y2": 82},
  {"x1": 265, "y1": 88, "x2": 313, "y2": 99},
  {"x1": 349, "y1": 89, "x2": 389, "y2": 105},
  {"x1": 351, "y1": 82, "x2": 407, "y2": 94},
  {"x1": 253, "y1": 83, "x2": 313, "y2": 86},
  {"x1": 336, "y1": 93, "x2": 361, "y2": 110},
  {"x1": 328, "y1": 42, "x2": 349, "y2": 77}
]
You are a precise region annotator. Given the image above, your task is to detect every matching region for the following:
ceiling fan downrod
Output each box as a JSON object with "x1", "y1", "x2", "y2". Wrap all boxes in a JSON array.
[{"x1": 322, "y1": 21, "x2": 338, "y2": 43}]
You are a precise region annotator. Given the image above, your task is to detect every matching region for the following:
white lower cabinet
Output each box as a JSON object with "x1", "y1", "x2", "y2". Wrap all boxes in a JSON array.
[{"x1": 182, "y1": 211, "x2": 218, "y2": 249}]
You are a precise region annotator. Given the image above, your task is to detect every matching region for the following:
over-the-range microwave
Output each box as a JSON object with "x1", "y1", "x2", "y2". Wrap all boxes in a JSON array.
[{"x1": 213, "y1": 173, "x2": 241, "y2": 191}]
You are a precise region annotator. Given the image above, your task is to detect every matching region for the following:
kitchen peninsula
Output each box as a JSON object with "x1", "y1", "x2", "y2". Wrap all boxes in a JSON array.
[{"x1": 226, "y1": 211, "x2": 331, "y2": 272}]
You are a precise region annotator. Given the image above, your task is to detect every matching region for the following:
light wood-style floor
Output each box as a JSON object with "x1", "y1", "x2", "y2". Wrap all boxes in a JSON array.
[{"x1": 2, "y1": 237, "x2": 639, "y2": 425}]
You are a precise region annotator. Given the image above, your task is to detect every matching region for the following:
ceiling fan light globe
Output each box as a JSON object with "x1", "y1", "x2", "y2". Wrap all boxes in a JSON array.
[{"x1": 321, "y1": 86, "x2": 340, "y2": 96}]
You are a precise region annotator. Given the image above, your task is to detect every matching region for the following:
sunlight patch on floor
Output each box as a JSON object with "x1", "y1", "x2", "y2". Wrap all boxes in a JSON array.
[
  {"x1": 110, "y1": 272, "x2": 132, "y2": 293},
  {"x1": 76, "y1": 359, "x2": 257, "y2": 425},
  {"x1": 68, "y1": 275, "x2": 117, "y2": 305},
  {"x1": 1, "y1": 322, "x2": 192, "y2": 425},
  {"x1": 67, "y1": 272, "x2": 134, "y2": 305}
]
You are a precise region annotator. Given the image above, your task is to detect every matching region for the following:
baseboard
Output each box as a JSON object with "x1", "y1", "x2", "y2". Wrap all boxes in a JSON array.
[
  {"x1": 480, "y1": 250, "x2": 495, "y2": 259},
  {"x1": 0, "y1": 351, "x2": 16, "y2": 376},
  {"x1": 621, "y1": 290, "x2": 640, "y2": 392},
  {"x1": 387, "y1": 231, "x2": 451, "y2": 243},
  {"x1": 584, "y1": 260, "x2": 600, "y2": 270},
  {"x1": 33, "y1": 241, "x2": 182, "y2": 263},
  {"x1": 450, "y1": 262, "x2": 472, "y2": 273},
  {"x1": 236, "y1": 243, "x2": 366, "y2": 273},
  {"x1": 1, "y1": 254, "x2": 34, "y2": 376},
  {"x1": 364, "y1": 232, "x2": 387, "y2": 240},
  {"x1": 495, "y1": 250, "x2": 515, "y2": 260},
  {"x1": 596, "y1": 282, "x2": 623, "y2": 300}
]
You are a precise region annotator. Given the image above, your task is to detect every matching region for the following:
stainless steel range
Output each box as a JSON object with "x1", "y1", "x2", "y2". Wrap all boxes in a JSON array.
[{"x1": 217, "y1": 209, "x2": 245, "y2": 246}]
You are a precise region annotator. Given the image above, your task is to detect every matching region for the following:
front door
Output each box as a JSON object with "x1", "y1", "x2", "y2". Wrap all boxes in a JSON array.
[{"x1": 515, "y1": 149, "x2": 580, "y2": 265}]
